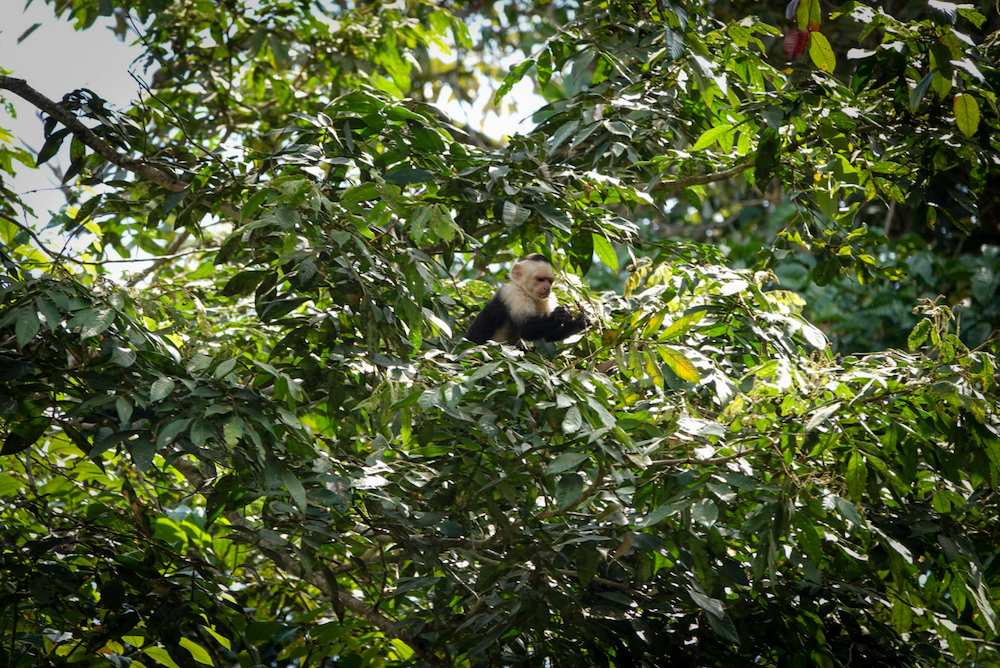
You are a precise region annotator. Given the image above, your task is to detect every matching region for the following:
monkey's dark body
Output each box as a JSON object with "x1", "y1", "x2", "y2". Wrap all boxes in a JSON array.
[{"x1": 465, "y1": 290, "x2": 587, "y2": 345}]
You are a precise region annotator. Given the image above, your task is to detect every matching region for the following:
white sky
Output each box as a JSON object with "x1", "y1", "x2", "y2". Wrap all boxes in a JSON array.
[
  {"x1": 1, "y1": 2, "x2": 143, "y2": 217},
  {"x1": 1, "y1": 3, "x2": 537, "y2": 223}
]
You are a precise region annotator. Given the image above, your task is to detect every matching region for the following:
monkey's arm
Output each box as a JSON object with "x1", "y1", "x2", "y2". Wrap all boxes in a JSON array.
[
  {"x1": 519, "y1": 306, "x2": 589, "y2": 342},
  {"x1": 465, "y1": 295, "x2": 509, "y2": 344}
]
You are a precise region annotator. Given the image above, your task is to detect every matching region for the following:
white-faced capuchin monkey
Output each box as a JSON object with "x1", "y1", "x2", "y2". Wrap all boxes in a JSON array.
[{"x1": 465, "y1": 253, "x2": 589, "y2": 346}]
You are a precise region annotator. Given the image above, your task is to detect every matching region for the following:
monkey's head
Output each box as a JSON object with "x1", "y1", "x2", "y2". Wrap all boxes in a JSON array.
[{"x1": 511, "y1": 254, "x2": 555, "y2": 301}]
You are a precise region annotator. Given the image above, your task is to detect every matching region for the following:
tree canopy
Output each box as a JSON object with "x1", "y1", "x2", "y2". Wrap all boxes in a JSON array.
[{"x1": 2, "y1": 0, "x2": 1000, "y2": 666}]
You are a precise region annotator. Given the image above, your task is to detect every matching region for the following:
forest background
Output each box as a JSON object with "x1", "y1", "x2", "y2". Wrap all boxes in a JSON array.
[{"x1": 2, "y1": 0, "x2": 1000, "y2": 666}]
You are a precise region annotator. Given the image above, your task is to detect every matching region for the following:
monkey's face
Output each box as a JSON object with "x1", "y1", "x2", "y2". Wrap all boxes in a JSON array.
[
  {"x1": 531, "y1": 272, "x2": 554, "y2": 299},
  {"x1": 512, "y1": 258, "x2": 556, "y2": 302}
]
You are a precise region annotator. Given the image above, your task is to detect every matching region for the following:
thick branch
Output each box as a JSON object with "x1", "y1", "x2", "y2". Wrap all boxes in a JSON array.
[
  {"x1": 0, "y1": 75, "x2": 187, "y2": 192},
  {"x1": 653, "y1": 159, "x2": 754, "y2": 191}
]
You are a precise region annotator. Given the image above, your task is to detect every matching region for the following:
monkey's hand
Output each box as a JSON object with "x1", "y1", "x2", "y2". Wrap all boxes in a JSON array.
[{"x1": 553, "y1": 305, "x2": 590, "y2": 328}]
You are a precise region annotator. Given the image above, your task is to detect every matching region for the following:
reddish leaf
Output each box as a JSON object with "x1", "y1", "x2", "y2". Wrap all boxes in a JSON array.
[{"x1": 784, "y1": 29, "x2": 810, "y2": 59}]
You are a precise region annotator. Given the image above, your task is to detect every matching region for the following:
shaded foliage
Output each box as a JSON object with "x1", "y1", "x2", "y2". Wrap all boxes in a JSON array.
[{"x1": 2, "y1": 0, "x2": 999, "y2": 666}]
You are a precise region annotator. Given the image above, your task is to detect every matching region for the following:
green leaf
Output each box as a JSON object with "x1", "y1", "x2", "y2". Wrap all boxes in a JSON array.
[
  {"x1": 537, "y1": 48, "x2": 553, "y2": 87},
  {"x1": 796, "y1": 0, "x2": 821, "y2": 30},
  {"x1": 341, "y1": 182, "x2": 381, "y2": 202},
  {"x1": 150, "y1": 377, "x2": 176, "y2": 403},
  {"x1": 639, "y1": 504, "x2": 681, "y2": 528},
  {"x1": 833, "y1": 496, "x2": 866, "y2": 528},
  {"x1": 689, "y1": 589, "x2": 740, "y2": 644},
  {"x1": 954, "y1": 93, "x2": 980, "y2": 137},
  {"x1": 132, "y1": 435, "x2": 156, "y2": 472},
  {"x1": 502, "y1": 200, "x2": 530, "y2": 226},
  {"x1": 143, "y1": 647, "x2": 183, "y2": 668},
  {"x1": 575, "y1": 543, "x2": 600, "y2": 586},
  {"x1": 0, "y1": 473, "x2": 20, "y2": 497},
  {"x1": 604, "y1": 120, "x2": 633, "y2": 138},
  {"x1": 215, "y1": 358, "x2": 238, "y2": 379},
  {"x1": 535, "y1": 204, "x2": 572, "y2": 231},
  {"x1": 116, "y1": 397, "x2": 134, "y2": 425},
  {"x1": 494, "y1": 59, "x2": 534, "y2": 105},
  {"x1": 37, "y1": 129, "x2": 69, "y2": 165},
  {"x1": 754, "y1": 127, "x2": 781, "y2": 186},
  {"x1": 281, "y1": 468, "x2": 307, "y2": 512},
  {"x1": 79, "y1": 309, "x2": 115, "y2": 340},
  {"x1": 547, "y1": 452, "x2": 589, "y2": 474},
  {"x1": 35, "y1": 298, "x2": 60, "y2": 332},
  {"x1": 385, "y1": 167, "x2": 436, "y2": 186},
  {"x1": 555, "y1": 474, "x2": 584, "y2": 510},
  {"x1": 223, "y1": 271, "x2": 268, "y2": 297},
  {"x1": 691, "y1": 124, "x2": 734, "y2": 152},
  {"x1": 929, "y1": 0, "x2": 958, "y2": 25},
  {"x1": 808, "y1": 31, "x2": 835, "y2": 72},
  {"x1": 805, "y1": 402, "x2": 840, "y2": 432},
  {"x1": 909, "y1": 72, "x2": 935, "y2": 113},
  {"x1": 548, "y1": 120, "x2": 580, "y2": 152},
  {"x1": 846, "y1": 451, "x2": 867, "y2": 501},
  {"x1": 15, "y1": 309, "x2": 40, "y2": 348},
  {"x1": 560, "y1": 406, "x2": 583, "y2": 434},
  {"x1": 907, "y1": 319, "x2": 931, "y2": 350},
  {"x1": 111, "y1": 346, "x2": 137, "y2": 367},
  {"x1": 592, "y1": 233, "x2": 618, "y2": 271},
  {"x1": 2, "y1": 417, "x2": 49, "y2": 456},
  {"x1": 661, "y1": 309, "x2": 706, "y2": 341}
]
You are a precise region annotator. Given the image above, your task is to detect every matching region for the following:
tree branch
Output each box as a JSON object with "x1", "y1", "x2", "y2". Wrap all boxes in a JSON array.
[
  {"x1": 168, "y1": 457, "x2": 452, "y2": 668},
  {"x1": 0, "y1": 75, "x2": 187, "y2": 192}
]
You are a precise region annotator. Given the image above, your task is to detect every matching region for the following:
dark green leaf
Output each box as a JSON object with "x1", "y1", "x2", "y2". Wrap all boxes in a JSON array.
[
  {"x1": 494, "y1": 59, "x2": 534, "y2": 104},
  {"x1": 2, "y1": 417, "x2": 49, "y2": 455},
  {"x1": 909, "y1": 72, "x2": 935, "y2": 113},
  {"x1": 555, "y1": 474, "x2": 584, "y2": 510},
  {"x1": 385, "y1": 167, "x2": 436, "y2": 186},
  {"x1": 547, "y1": 451, "x2": 588, "y2": 474},
  {"x1": 15, "y1": 309, "x2": 40, "y2": 348}
]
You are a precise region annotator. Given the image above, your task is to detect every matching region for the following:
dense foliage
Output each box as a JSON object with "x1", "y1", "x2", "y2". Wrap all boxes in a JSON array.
[{"x1": 2, "y1": 0, "x2": 999, "y2": 666}]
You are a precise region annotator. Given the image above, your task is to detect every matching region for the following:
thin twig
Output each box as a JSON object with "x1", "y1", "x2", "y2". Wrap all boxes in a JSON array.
[{"x1": 125, "y1": 230, "x2": 191, "y2": 287}]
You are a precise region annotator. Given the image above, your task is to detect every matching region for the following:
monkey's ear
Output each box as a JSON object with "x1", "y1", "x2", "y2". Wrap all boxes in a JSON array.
[{"x1": 510, "y1": 262, "x2": 523, "y2": 281}]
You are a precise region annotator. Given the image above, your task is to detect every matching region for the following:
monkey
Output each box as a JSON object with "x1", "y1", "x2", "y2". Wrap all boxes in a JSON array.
[{"x1": 465, "y1": 253, "x2": 589, "y2": 346}]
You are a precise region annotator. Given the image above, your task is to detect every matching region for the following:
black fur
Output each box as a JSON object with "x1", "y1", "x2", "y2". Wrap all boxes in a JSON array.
[
  {"x1": 465, "y1": 293, "x2": 509, "y2": 344},
  {"x1": 465, "y1": 296, "x2": 588, "y2": 346}
]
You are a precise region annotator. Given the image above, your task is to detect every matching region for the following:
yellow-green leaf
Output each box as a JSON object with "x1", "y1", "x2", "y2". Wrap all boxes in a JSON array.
[
  {"x1": 954, "y1": 93, "x2": 980, "y2": 137},
  {"x1": 179, "y1": 637, "x2": 214, "y2": 666},
  {"x1": 808, "y1": 32, "x2": 836, "y2": 73},
  {"x1": 0, "y1": 473, "x2": 20, "y2": 497},
  {"x1": 796, "y1": 0, "x2": 822, "y2": 30},
  {"x1": 143, "y1": 647, "x2": 182, "y2": 668},
  {"x1": 661, "y1": 309, "x2": 706, "y2": 341},
  {"x1": 660, "y1": 346, "x2": 700, "y2": 383}
]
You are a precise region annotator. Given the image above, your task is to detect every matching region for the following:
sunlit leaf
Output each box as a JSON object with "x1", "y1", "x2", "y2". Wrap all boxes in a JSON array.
[
  {"x1": 805, "y1": 402, "x2": 840, "y2": 432},
  {"x1": 808, "y1": 32, "x2": 836, "y2": 72},
  {"x1": 150, "y1": 377, "x2": 176, "y2": 403},
  {"x1": 692, "y1": 124, "x2": 734, "y2": 152},
  {"x1": 660, "y1": 346, "x2": 700, "y2": 382},
  {"x1": 592, "y1": 233, "x2": 618, "y2": 271},
  {"x1": 954, "y1": 93, "x2": 980, "y2": 137}
]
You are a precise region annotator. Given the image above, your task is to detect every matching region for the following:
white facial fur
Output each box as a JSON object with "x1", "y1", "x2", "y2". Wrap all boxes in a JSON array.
[{"x1": 512, "y1": 258, "x2": 555, "y2": 302}]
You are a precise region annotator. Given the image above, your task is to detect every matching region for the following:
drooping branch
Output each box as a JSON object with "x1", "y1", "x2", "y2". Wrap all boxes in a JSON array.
[{"x1": 0, "y1": 75, "x2": 187, "y2": 192}]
